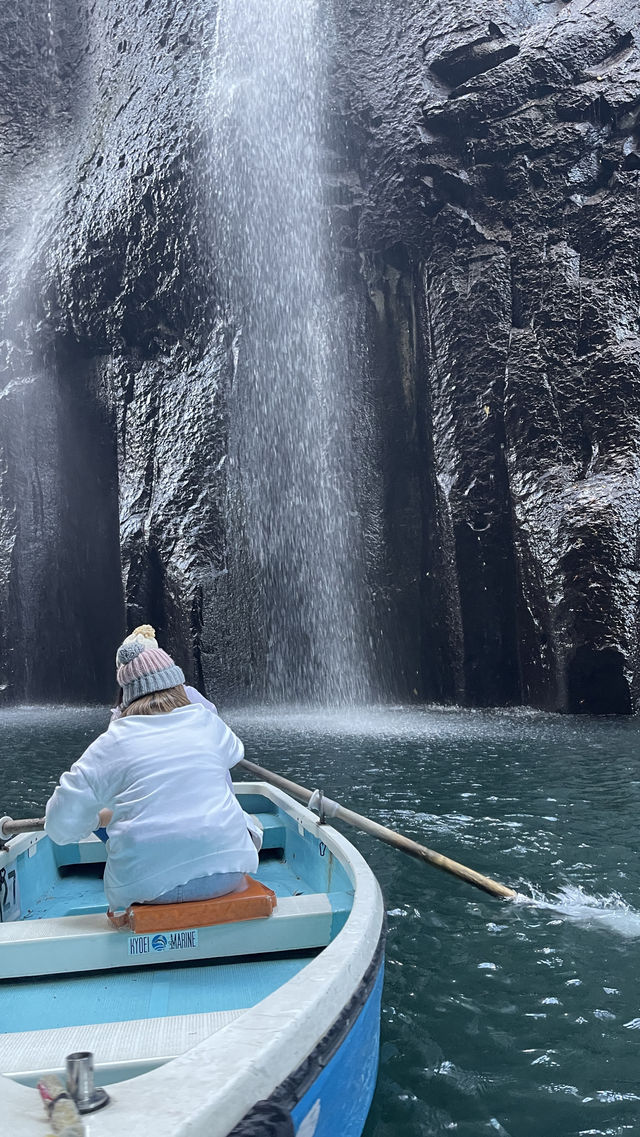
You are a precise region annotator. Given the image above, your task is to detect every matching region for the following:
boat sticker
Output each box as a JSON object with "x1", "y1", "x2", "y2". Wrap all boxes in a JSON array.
[
  {"x1": 0, "y1": 866, "x2": 20, "y2": 921},
  {"x1": 128, "y1": 929, "x2": 199, "y2": 956},
  {"x1": 297, "y1": 1099, "x2": 321, "y2": 1137}
]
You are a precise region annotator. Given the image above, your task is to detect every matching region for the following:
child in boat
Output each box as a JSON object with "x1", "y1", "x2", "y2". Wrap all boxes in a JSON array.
[{"x1": 45, "y1": 626, "x2": 259, "y2": 912}]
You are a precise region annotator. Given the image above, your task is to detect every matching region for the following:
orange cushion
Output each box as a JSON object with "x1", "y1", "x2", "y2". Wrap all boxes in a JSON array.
[{"x1": 107, "y1": 876, "x2": 277, "y2": 933}]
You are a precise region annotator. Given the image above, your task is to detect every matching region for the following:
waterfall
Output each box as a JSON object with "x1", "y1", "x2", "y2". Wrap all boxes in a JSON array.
[{"x1": 210, "y1": 0, "x2": 371, "y2": 703}]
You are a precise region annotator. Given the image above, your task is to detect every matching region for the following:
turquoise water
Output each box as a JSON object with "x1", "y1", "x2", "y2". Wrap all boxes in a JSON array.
[{"x1": 3, "y1": 705, "x2": 640, "y2": 1136}]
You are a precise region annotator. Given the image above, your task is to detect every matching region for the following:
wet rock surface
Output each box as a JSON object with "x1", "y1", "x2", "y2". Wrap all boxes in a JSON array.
[
  {"x1": 0, "y1": 0, "x2": 220, "y2": 700},
  {"x1": 1, "y1": 0, "x2": 639, "y2": 711},
  {"x1": 332, "y1": 0, "x2": 640, "y2": 712}
]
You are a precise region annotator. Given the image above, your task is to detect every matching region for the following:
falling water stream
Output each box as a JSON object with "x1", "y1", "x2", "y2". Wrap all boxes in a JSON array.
[{"x1": 209, "y1": 0, "x2": 370, "y2": 704}]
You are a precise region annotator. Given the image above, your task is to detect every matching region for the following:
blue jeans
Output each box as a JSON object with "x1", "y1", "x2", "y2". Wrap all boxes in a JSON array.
[{"x1": 147, "y1": 872, "x2": 248, "y2": 904}]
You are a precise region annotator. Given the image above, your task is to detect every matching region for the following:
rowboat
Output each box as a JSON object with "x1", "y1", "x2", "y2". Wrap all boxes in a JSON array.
[{"x1": 0, "y1": 780, "x2": 385, "y2": 1136}]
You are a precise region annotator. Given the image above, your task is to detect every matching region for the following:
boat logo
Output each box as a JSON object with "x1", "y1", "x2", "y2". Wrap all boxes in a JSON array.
[{"x1": 128, "y1": 929, "x2": 199, "y2": 955}]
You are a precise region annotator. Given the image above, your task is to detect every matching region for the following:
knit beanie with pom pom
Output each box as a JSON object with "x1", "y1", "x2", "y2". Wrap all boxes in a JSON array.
[{"x1": 115, "y1": 625, "x2": 185, "y2": 709}]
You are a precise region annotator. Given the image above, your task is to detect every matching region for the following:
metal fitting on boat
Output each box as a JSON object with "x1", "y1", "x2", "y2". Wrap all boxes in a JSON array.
[
  {"x1": 0, "y1": 815, "x2": 45, "y2": 840},
  {"x1": 0, "y1": 816, "x2": 13, "y2": 841},
  {"x1": 308, "y1": 789, "x2": 340, "y2": 823},
  {"x1": 66, "y1": 1052, "x2": 110, "y2": 1113}
]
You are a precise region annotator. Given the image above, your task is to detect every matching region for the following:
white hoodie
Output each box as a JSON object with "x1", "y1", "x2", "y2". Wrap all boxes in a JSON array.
[{"x1": 45, "y1": 703, "x2": 258, "y2": 909}]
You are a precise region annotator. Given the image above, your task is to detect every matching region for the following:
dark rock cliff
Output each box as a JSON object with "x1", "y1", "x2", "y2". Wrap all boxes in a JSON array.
[
  {"x1": 1, "y1": 0, "x2": 639, "y2": 711},
  {"x1": 0, "y1": 0, "x2": 222, "y2": 699},
  {"x1": 331, "y1": 0, "x2": 640, "y2": 713}
]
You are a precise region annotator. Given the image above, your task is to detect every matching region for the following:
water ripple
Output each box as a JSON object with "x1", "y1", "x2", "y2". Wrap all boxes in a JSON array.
[{"x1": 5, "y1": 705, "x2": 640, "y2": 1137}]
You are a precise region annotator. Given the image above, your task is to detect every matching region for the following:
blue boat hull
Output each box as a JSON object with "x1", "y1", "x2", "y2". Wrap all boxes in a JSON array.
[
  {"x1": 291, "y1": 958, "x2": 384, "y2": 1137},
  {"x1": 228, "y1": 938, "x2": 385, "y2": 1137}
]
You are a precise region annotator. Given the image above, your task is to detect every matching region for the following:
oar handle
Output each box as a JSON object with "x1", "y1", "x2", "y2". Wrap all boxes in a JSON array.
[
  {"x1": 239, "y1": 757, "x2": 516, "y2": 900},
  {"x1": 0, "y1": 816, "x2": 45, "y2": 839}
]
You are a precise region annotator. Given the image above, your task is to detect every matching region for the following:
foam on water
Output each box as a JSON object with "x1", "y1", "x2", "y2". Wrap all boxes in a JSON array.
[
  {"x1": 515, "y1": 883, "x2": 640, "y2": 938},
  {"x1": 232, "y1": 702, "x2": 557, "y2": 741}
]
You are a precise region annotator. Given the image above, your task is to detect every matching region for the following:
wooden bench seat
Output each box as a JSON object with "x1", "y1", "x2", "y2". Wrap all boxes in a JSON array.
[
  {"x1": 53, "y1": 813, "x2": 285, "y2": 870},
  {"x1": 0, "y1": 892, "x2": 352, "y2": 979}
]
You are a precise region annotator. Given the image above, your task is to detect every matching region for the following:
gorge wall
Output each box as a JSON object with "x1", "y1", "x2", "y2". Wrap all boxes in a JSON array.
[
  {"x1": 0, "y1": 0, "x2": 639, "y2": 711},
  {"x1": 330, "y1": 0, "x2": 640, "y2": 713}
]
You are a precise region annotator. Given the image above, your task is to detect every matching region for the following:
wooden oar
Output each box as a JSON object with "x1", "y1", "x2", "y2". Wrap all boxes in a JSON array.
[
  {"x1": 0, "y1": 816, "x2": 44, "y2": 839},
  {"x1": 1, "y1": 764, "x2": 517, "y2": 900},
  {"x1": 239, "y1": 757, "x2": 517, "y2": 900}
]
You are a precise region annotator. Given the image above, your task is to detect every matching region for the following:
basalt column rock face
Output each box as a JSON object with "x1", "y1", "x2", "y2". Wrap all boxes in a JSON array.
[
  {"x1": 2, "y1": 0, "x2": 640, "y2": 712},
  {"x1": 0, "y1": 0, "x2": 228, "y2": 701},
  {"x1": 0, "y1": 0, "x2": 126, "y2": 702},
  {"x1": 331, "y1": 0, "x2": 640, "y2": 712}
]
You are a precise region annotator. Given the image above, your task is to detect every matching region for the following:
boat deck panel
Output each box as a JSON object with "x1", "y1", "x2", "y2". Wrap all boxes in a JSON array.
[
  {"x1": 0, "y1": 952, "x2": 317, "y2": 1033},
  {"x1": 2, "y1": 1009, "x2": 247, "y2": 1079},
  {"x1": 24, "y1": 864, "x2": 106, "y2": 919}
]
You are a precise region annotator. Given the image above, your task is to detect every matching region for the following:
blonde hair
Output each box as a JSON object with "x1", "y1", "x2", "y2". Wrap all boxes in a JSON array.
[{"x1": 121, "y1": 684, "x2": 191, "y2": 717}]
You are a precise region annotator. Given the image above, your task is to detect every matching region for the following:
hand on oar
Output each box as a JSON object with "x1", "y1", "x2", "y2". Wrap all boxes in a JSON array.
[{"x1": 239, "y1": 757, "x2": 517, "y2": 900}]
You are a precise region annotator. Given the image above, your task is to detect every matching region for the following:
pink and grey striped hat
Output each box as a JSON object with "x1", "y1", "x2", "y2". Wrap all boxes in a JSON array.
[{"x1": 115, "y1": 624, "x2": 185, "y2": 709}]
